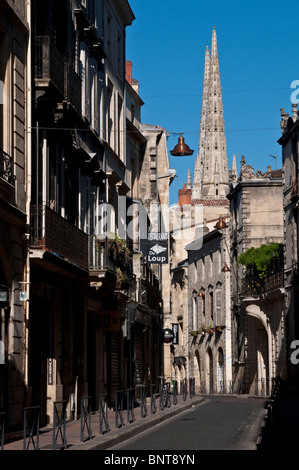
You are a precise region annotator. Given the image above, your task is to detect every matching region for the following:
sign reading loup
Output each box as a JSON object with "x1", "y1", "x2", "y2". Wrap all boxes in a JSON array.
[{"x1": 146, "y1": 233, "x2": 168, "y2": 264}]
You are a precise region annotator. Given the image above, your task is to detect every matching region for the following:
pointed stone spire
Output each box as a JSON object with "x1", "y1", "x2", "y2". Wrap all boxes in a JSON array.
[
  {"x1": 186, "y1": 169, "x2": 192, "y2": 189},
  {"x1": 232, "y1": 153, "x2": 237, "y2": 175},
  {"x1": 229, "y1": 153, "x2": 237, "y2": 181},
  {"x1": 192, "y1": 28, "x2": 229, "y2": 202},
  {"x1": 192, "y1": 46, "x2": 210, "y2": 200}
]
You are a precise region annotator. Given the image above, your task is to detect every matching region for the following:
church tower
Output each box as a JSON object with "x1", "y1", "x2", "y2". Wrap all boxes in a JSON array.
[{"x1": 192, "y1": 28, "x2": 229, "y2": 211}]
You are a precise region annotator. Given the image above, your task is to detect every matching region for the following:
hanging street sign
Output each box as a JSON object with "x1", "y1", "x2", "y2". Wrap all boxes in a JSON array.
[
  {"x1": 172, "y1": 323, "x2": 179, "y2": 345},
  {"x1": 162, "y1": 328, "x2": 174, "y2": 344},
  {"x1": 146, "y1": 233, "x2": 168, "y2": 264}
]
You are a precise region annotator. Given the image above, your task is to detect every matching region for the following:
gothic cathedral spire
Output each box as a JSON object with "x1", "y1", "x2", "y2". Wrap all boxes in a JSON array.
[{"x1": 192, "y1": 27, "x2": 229, "y2": 203}]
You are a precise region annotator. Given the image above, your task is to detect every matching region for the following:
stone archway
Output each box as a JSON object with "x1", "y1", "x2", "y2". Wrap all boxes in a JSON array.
[
  {"x1": 245, "y1": 304, "x2": 270, "y2": 394},
  {"x1": 206, "y1": 347, "x2": 213, "y2": 393},
  {"x1": 217, "y1": 348, "x2": 224, "y2": 392},
  {"x1": 194, "y1": 350, "x2": 201, "y2": 390}
]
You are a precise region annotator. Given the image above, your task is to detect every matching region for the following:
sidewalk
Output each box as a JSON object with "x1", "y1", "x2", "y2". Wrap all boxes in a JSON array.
[{"x1": 3, "y1": 394, "x2": 206, "y2": 451}]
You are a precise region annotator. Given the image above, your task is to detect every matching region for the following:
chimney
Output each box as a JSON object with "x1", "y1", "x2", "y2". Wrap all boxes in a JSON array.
[
  {"x1": 126, "y1": 61, "x2": 132, "y2": 85},
  {"x1": 267, "y1": 166, "x2": 272, "y2": 172}
]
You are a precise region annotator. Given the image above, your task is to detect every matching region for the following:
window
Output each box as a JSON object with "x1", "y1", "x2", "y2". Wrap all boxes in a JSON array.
[
  {"x1": 117, "y1": 32, "x2": 123, "y2": 79},
  {"x1": 107, "y1": 14, "x2": 113, "y2": 60},
  {"x1": 192, "y1": 297, "x2": 198, "y2": 330},
  {"x1": 210, "y1": 290, "x2": 214, "y2": 320},
  {"x1": 107, "y1": 81, "x2": 113, "y2": 146},
  {"x1": 0, "y1": 31, "x2": 7, "y2": 153},
  {"x1": 117, "y1": 94, "x2": 123, "y2": 157},
  {"x1": 215, "y1": 288, "x2": 222, "y2": 324}
]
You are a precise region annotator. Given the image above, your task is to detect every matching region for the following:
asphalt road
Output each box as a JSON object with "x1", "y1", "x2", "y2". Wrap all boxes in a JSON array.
[{"x1": 109, "y1": 396, "x2": 266, "y2": 451}]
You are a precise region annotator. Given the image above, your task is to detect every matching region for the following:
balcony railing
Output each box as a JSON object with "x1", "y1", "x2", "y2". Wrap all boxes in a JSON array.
[
  {"x1": 35, "y1": 36, "x2": 65, "y2": 95},
  {"x1": 64, "y1": 63, "x2": 82, "y2": 114},
  {"x1": 241, "y1": 259, "x2": 284, "y2": 296},
  {"x1": 30, "y1": 205, "x2": 89, "y2": 270},
  {"x1": 89, "y1": 237, "x2": 115, "y2": 273},
  {"x1": 0, "y1": 149, "x2": 15, "y2": 185},
  {"x1": 89, "y1": 237, "x2": 133, "y2": 288}
]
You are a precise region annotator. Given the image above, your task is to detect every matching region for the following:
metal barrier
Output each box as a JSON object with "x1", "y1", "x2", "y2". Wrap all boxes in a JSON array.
[
  {"x1": 139, "y1": 385, "x2": 147, "y2": 418},
  {"x1": 0, "y1": 412, "x2": 5, "y2": 450},
  {"x1": 80, "y1": 396, "x2": 92, "y2": 442},
  {"x1": 159, "y1": 382, "x2": 165, "y2": 410},
  {"x1": 98, "y1": 394, "x2": 109, "y2": 434},
  {"x1": 53, "y1": 401, "x2": 67, "y2": 450},
  {"x1": 126, "y1": 388, "x2": 135, "y2": 423},
  {"x1": 23, "y1": 406, "x2": 40, "y2": 450},
  {"x1": 181, "y1": 378, "x2": 188, "y2": 401},
  {"x1": 115, "y1": 390, "x2": 124, "y2": 428},
  {"x1": 172, "y1": 380, "x2": 178, "y2": 405},
  {"x1": 150, "y1": 384, "x2": 157, "y2": 414},
  {"x1": 189, "y1": 378, "x2": 195, "y2": 398},
  {"x1": 165, "y1": 382, "x2": 171, "y2": 408},
  {"x1": 237, "y1": 379, "x2": 243, "y2": 394}
]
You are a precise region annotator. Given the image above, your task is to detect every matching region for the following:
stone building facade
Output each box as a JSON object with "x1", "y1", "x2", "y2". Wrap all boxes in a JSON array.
[
  {"x1": 0, "y1": 0, "x2": 176, "y2": 432},
  {"x1": 169, "y1": 28, "x2": 231, "y2": 386},
  {"x1": 0, "y1": 0, "x2": 30, "y2": 431},
  {"x1": 228, "y1": 157, "x2": 285, "y2": 394},
  {"x1": 124, "y1": 62, "x2": 176, "y2": 395},
  {"x1": 28, "y1": 0, "x2": 136, "y2": 426},
  {"x1": 185, "y1": 224, "x2": 232, "y2": 394},
  {"x1": 278, "y1": 103, "x2": 299, "y2": 386}
]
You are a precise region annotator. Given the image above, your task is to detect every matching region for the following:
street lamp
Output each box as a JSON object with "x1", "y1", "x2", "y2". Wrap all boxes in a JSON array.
[
  {"x1": 170, "y1": 134, "x2": 194, "y2": 157},
  {"x1": 221, "y1": 263, "x2": 231, "y2": 272},
  {"x1": 214, "y1": 216, "x2": 228, "y2": 230}
]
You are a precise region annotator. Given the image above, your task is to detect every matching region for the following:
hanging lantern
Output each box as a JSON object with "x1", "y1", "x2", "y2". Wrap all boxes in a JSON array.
[
  {"x1": 221, "y1": 263, "x2": 231, "y2": 272},
  {"x1": 170, "y1": 134, "x2": 194, "y2": 157},
  {"x1": 214, "y1": 216, "x2": 228, "y2": 229}
]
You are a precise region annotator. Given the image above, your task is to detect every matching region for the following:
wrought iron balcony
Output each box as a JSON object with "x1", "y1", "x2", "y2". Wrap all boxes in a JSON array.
[
  {"x1": 89, "y1": 236, "x2": 133, "y2": 288},
  {"x1": 89, "y1": 237, "x2": 115, "y2": 274},
  {"x1": 64, "y1": 63, "x2": 82, "y2": 114},
  {"x1": 241, "y1": 259, "x2": 284, "y2": 296},
  {"x1": 30, "y1": 205, "x2": 89, "y2": 270},
  {"x1": 0, "y1": 149, "x2": 15, "y2": 186},
  {"x1": 35, "y1": 36, "x2": 65, "y2": 95}
]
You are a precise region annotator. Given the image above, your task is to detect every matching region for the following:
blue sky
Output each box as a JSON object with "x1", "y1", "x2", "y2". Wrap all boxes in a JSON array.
[{"x1": 126, "y1": 0, "x2": 299, "y2": 206}]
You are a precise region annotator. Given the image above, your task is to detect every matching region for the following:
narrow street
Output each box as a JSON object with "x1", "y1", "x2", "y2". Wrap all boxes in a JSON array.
[{"x1": 109, "y1": 396, "x2": 266, "y2": 451}]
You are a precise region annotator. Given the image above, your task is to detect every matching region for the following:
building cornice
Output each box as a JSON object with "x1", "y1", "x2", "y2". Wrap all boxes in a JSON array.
[{"x1": 112, "y1": 0, "x2": 135, "y2": 26}]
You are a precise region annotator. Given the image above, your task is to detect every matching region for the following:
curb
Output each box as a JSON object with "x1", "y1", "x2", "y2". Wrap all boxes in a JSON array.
[{"x1": 68, "y1": 397, "x2": 206, "y2": 451}]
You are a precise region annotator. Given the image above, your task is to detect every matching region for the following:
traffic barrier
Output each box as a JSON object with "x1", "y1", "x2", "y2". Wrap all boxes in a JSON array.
[
  {"x1": 53, "y1": 401, "x2": 67, "y2": 449},
  {"x1": 98, "y1": 394, "x2": 110, "y2": 434},
  {"x1": 23, "y1": 406, "x2": 40, "y2": 450},
  {"x1": 80, "y1": 396, "x2": 92, "y2": 442}
]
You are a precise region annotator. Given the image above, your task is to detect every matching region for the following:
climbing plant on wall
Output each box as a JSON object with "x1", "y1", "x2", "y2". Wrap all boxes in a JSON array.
[{"x1": 238, "y1": 243, "x2": 283, "y2": 279}]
